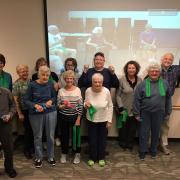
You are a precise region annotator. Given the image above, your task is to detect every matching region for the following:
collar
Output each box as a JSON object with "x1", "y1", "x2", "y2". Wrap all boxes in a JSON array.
[{"x1": 161, "y1": 65, "x2": 172, "y2": 72}]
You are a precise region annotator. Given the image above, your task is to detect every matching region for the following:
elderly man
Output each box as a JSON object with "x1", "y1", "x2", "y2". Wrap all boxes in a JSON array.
[
  {"x1": 160, "y1": 53, "x2": 180, "y2": 155},
  {"x1": 0, "y1": 87, "x2": 17, "y2": 178},
  {"x1": 133, "y1": 63, "x2": 172, "y2": 160}
]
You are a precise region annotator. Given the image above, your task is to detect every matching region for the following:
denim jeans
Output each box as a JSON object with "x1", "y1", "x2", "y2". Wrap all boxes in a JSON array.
[
  {"x1": 29, "y1": 111, "x2": 57, "y2": 160},
  {"x1": 139, "y1": 110, "x2": 164, "y2": 154}
]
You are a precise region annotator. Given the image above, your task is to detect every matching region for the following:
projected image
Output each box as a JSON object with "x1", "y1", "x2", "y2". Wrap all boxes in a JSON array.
[{"x1": 46, "y1": 1, "x2": 180, "y2": 75}]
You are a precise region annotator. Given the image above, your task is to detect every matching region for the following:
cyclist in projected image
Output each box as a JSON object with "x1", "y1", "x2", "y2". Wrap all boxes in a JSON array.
[
  {"x1": 86, "y1": 26, "x2": 117, "y2": 52},
  {"x1": 48, "y1": 25, "x2": 77, "y2": 66},
  {"x1": 140, "y1": 23, "x2": 157, "y2": 62}
]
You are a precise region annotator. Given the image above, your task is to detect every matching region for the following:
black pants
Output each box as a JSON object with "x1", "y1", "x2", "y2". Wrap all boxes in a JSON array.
[
  {"x1": 88, "y1": 121, "x2": 108, "y2": 161},
  {"x1": 60, "y1": 113, "x2": 80, "y2": 154},
  {"x1": 22, "y1": 110, "x2": 34, "y2": 153},
  {"x1": 0, "y1": 120, "x2": 14, "y2": 171},
  {"x1": 118, "y1": 116, "x2": 137, "y2": 149}
]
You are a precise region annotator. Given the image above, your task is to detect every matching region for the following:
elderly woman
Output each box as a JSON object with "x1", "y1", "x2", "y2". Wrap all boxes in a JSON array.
[
  {"x1": 133, "y1": 63, "x2": 172, "y2": 160},
  {"x1": 84, "y1": 73, "x2": 113, "y2": 167},
  {"x1": 12, "y1": 65, "x2": 34, "y2": 159},
  {"x1": 116, "y1": 60, "x2": 142, "y2": 151},
  {"x1": 24, "y1": 66, "x2": 57, "y2": 168},
  {"x1": 0, "y1": 54, "x2": 12, "y2": 90},
  {"x1": 57, "y1": 70, "x2": 83, "y2": 164}
]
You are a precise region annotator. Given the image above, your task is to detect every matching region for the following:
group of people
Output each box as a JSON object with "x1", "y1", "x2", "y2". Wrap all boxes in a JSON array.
[{"x1": 0, "y1": 51, "x2": 179, "y2": 178}]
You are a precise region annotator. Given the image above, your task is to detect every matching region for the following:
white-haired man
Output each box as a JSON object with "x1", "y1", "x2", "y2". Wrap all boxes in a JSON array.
[
  {"x1": 133, "y1": 63, "x2": 172, "y2": 160},
  {"x1": 160, "y1": 53, "x2": 180, "y2": 155}
]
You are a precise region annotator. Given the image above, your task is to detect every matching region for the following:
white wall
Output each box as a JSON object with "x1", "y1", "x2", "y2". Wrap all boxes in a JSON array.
[{"x1": 0, "y1": 0, "x2": 46, "y2": 80}]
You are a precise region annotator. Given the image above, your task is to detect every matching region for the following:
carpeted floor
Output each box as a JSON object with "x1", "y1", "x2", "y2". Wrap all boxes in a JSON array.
[{"x1": 0, "y1": 140, "x2": 180, "y2": 179}]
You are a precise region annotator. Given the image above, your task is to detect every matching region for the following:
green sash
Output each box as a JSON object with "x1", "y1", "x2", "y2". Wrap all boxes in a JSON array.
[
  {"x1": 116, "y1": 109, "x2": 128, "y2": 128},
  {"x1": 73, "y1": 125, "x2": 81, "y2": 151},
  {"x1": 145, "y1": 77, "x2": 165, "y2": 97}
]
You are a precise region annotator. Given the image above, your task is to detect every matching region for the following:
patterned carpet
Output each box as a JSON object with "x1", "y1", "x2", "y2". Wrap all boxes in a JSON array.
[{"x1": 0, "y1": 140, "x2": 180, "y2": 179}]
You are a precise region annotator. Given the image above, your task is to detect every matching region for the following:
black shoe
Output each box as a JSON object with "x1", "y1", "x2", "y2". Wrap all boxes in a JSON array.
[
  {"x1": 150, "y1": 152, "x2": 156, "y2": 159},
  {"x1": 34, "y1": 159, "x2": 42, "y2": 168},
  {"x1": 5, "y1": 169, "x2": 17, "y2": 178},
  {"x1": 48, "y1": 158, "x2": 56, "y2": 166},
  {"x1": 139, "y1": 152, "x2": 145, "y2": 161},
  {"x1": 126, "y1": 145, "x2": 133, "y2": 152},
  {"x1": 119, "y1": 143, "x2": 126, "y2": 150},
  {"x1": 105, "y1": 151, "x2": 109, "y2": 156},
  {"x1": 24, "y1": 151, "x2": 33, "y2": 159}
]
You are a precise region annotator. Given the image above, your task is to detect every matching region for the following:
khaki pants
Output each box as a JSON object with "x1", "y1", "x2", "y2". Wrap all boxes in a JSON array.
[{"x1": 160, "y1": 117, "x2": 170, "y2": 146}]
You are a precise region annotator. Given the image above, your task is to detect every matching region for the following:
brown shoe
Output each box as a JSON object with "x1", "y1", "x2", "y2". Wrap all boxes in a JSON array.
[{"x1": 160, "y1": 145, "x2": 170, "y2": 155}]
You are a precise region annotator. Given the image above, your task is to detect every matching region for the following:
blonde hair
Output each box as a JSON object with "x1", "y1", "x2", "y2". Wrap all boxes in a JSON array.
[
  {"x1": 63, "y1": 70, "x2": 75, "y2": 80},
  {"x1": 16, "y1": 64, "x2": 28, "y2": 73},
  {"x1": 38, "y1": 65, "x2": 50, "y2": 78}
]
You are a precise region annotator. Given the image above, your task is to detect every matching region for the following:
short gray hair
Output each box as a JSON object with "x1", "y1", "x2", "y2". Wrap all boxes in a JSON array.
[
  {"x1": 38, "y1": 65, "x2": 50, "y2": 78},
  {"x1": 16, "y1": 64, "x2": 28, "y2": 73},
  {"x1": 161, "y1": 53, "x2": 174, "y2": 61},
  {"x1": 147, "y1": 62, "x2": 161, "y2": 72},
  {"x1": 92, "y1": 73, "x2": 104, "y2": 82}
]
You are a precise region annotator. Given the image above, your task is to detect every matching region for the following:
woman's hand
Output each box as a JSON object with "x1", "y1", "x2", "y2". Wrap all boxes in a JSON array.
[
  {"x1": 58, "y1": 104, "x2": 66, "y2": 109},
  {"x1": 106, "y1": 122, "x2": 112, "y2": 128},
  {"x1": 75, "y1": 116, "x2": 81, "y2": 126},
  {"x1": 84, "y1": 101, "x2": 91, "y2": 109},
  {"x1": 46, "y1": 100, "x2": 52, "y2": 108},
  {"x1": 34, "y1": 104, "x2": 44, "y2": 112},
  {"x1": 18, "y1": 112, "x2": 24, "y2": 122}
]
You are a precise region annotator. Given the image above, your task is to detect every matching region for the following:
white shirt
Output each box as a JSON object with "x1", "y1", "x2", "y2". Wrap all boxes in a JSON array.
[{"x1": 85, "y1": 87, "x2": 113, "y2": 123}]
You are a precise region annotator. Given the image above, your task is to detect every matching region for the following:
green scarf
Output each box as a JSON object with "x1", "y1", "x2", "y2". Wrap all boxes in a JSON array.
[
  {"x1": 116, "y1": 109, "x2": 128, "y2": 128},
  {"x1": 88, "y1": 105, "x2": 97, "y2": 121},
  {"x1": 0, "y1": 72, "x2": 9, "y2": 89},
  {"x1": 72, "y1": 125, "x2": 81, "y2": 151},
  {"x1": 48, "y1": 75, "x2": 54, "y2": 83},
  {"x1": 145, "y1": 77, "x2": 165, "y2": 97}
]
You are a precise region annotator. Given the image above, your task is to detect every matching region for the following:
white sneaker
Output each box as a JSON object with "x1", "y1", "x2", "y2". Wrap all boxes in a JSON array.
[
  {"x1": 73, "y1": 153, "x2": 80, "y2": 164},
  {"x1": 60, "y1": 154, "x2": 67, "y2": 163},
  {"x1": 55, "y1": 138, "x2": 61, "y2": 147}
]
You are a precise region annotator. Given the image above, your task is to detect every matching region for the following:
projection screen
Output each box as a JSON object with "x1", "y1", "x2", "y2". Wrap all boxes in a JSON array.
[{"x1": 45, "y1": 0, "x2": 180, "y2": 75}]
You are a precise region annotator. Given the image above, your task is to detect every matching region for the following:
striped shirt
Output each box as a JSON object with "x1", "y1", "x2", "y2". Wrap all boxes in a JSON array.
[{"x1": 57, "y1": 87, "x2": 83, "y2": 116}]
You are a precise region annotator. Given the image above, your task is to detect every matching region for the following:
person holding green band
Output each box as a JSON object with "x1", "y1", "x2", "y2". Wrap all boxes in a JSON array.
[
  {"x1": 57, "y1": 70, "x2": 83, "y2": 164},
  {"x1": 116, "y1": 60, "x2": 142, "y2": 151},
  {"x1": 133, "y1": 62, "x2": 172, "y2": 160},
  {"x1": 84, "y1": 73, "x2": 113, "y2": 167}
]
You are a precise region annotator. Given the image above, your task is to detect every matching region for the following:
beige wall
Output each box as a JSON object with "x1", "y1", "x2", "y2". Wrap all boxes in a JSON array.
[{"x1": 0, "y1": 0, "x2": 46, "y2": 81}]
